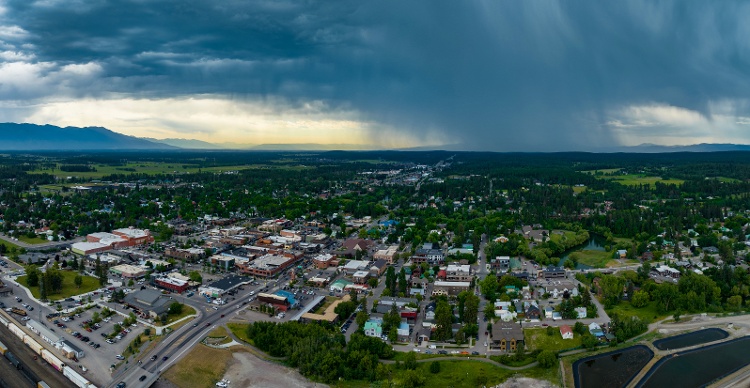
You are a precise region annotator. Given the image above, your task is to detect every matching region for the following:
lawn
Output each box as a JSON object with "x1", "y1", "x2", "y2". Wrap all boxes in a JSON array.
[
  {"x1": 157, "y1": 305, "x2": 197, "y2": 326},
  {"x1": 525, "y1": 328, "x2": 583, "y2": 353},
  {"x1": 163, "y1": 344, "x2": 234, "y2": 388},
  {"x1": 227, "y1": 322, "x2": 253, "y2": 344},
  {"x1": 606, "y1": 301, "x2": 666, "y2": 324},
  {"x1": 17, "y1": 271, "x2": 100, "y2": 301},
  {"x1": 18, "y1": 235, "x2": 49, "y2": 245},
  {"x1": 568, "y1": 250, "x2": 615, "y2": 268}
]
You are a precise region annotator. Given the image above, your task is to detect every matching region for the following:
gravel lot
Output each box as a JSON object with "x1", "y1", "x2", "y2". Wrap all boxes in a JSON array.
[{"x1": 222, "y1": 349, "x2": 323, "y2": 388}]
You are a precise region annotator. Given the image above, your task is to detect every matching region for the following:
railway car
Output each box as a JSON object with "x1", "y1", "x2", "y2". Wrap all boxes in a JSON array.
[
  {"x1": 41, "y1": 349, "x2": 65, "y2": 372},
  {"x1": 23, "y1": 336, "x2": 43, "y2": 355},
  {"x1": 0, "y1": 339, "x2": 7, "y2": 355},
  {"x1": 5, "y1": 351, "x2": 22, "y2": 369}
]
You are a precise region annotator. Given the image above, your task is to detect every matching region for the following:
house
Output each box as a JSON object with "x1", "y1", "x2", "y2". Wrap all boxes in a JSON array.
[
  {"x1": 616, "y1": 249, "x2": 628, "y2": 259},
  {"x1": 655, "y1": 265, "x2": 680, "y2": 278},
  {"x1": 526, "y1": 304, "x2": 541, "y2": 320},
  {"x1": 552, "y1": 312, "x2": 562, "y2": 321},
  {"x1": 575, "y1": 307, "x2": 587, "y2": 319},
  {"x1": 412, "y1": 243, "x2": 444, "y2": 265},
  {"x1": 364, "y1": 318, "x2": 383, "y2": 338},
  {"x1": 544, "y1": 306, "x2": 554, "y2": 318},
  {"x1": 642, "y1": 251, "x2": 654, "y2": 261},
  {"x1": 491, "y1": 322, "x2": 524, "y2": 352},
  {"x1": 560, "y1": 325, "x2": 574, "y2": 339},
  {"x1": 588, "y1": 322, "x2": 604, "y2": 337},
  {"x1": 492, "y1": 256, "x2": 511, "y2": 271},
  {"x1": 397, "y1": 322, "x2": 410, "y2": 342}
]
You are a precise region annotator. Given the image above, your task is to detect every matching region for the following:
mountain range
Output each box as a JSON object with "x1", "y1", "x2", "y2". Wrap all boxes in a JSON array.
[{"x1": 1, "y1": 123, "x2": 750, "y2": 153}]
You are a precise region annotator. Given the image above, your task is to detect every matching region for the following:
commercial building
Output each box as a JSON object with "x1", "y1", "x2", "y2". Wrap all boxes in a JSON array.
[
  {"x1": 329, "y1": 279, "x2": 353, "y2": 293},
  {"x1": 431, "y1": 281, "x2": 471, "y2": 296},
  {"x1": 155, "y1": 277, "x2": 189, "y2": 293},
  {"x1": 254, "y1": 292, "x2": 292, "y2": 312},
  {"x1": 61, "y1": 340, "x2": 85, "y2": 359},
  {"x1": 199, "y1": 275, "x2": 251, "y2": 298},
  {"x1": 123, "y1": 289, "x2": 172, "y2": 319},
  {"x1": 210, "y1": 255, "x2": 236, "y2": 271},
  {"x1": 71, "y1": 242, "x2": 113, "y2": 256},
  {"x1": 313, "y1": 253, "x2": 339, "y2": 269},
  {"x1": 237, "y1": 253, "x2": 302, "y2": 278},
  {"x1": 112, "y1": 227, "x2": 155, "y2": 246},
  {"x1": 444, "y1": 264, "x2": 473, "y2": 282},
  {"x1": 109, "y1": 264, "x2": 147, "y2": 279},
  {"x1": 164, "y1": 247, "x2": 206, "y2": 262},
  {"x1": 342, "y1": 260, "x2": 370, "y2": 275},
  {"x1": 374, "y1": 246, "x2": 399, "y2": 264},
  {"x1": 26, "y1": 319, "x2": 62, "y2": 347}
]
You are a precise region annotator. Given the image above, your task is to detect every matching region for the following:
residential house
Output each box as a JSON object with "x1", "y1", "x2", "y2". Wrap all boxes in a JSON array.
[
  {"x1": 526, "y1": 304, "x2": 541, "y2": 320},
  {"x1": 491, "y1": 322, "x2": 524, "y2": 352},
  {"x1": 575, "y1": 307, "x2": 587, "y2": 319},
  {"x1": 588, "y1": 322, "x2": 604, "y2": 337},
  {"x1": 364, "y1": 318, "x2": 383, "y2": 338},
  {"x1": 560, "y1": 325, "x2": 574, "y2": 340}
]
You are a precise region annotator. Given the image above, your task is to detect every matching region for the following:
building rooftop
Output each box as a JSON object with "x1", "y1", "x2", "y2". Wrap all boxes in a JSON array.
[{"x1": 207, "y1": 275, "x2": 251, "y2": 291}]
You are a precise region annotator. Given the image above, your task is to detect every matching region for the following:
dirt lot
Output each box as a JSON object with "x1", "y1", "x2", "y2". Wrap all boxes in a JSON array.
[
  {"x1": 493, "y1": 377, "x2": 558, "y2": 388},
  {"x1": 222, "y1": 348, "x2": 323, "y2": 388}
]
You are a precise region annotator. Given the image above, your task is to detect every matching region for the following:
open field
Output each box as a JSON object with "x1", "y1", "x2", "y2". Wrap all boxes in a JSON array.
[
  {"x1": 18, "y1": 235, "x2": 49, "y2": 245},
  {"x1": 29, "y1": 162, "x2": 263, "y2": 179},
  {"x1": 581, "y1": 168, "x2": 622, "y2": 174},
  {"x1": 163, "y1": 344, "x2": 234, "y2": 388},
  {"x1": 526, "y1": 328, "x2": 583, "y2": 353},
  {"x1": 227, "y1": 322, "x2": 253, "y2": 344},
  {"x1": 17, "y1": 271, "x2": 100, "y2": 300},
  {"x1": 595, "y1": 174, "x2": 684, "y2": 187},
  {"x1": 606, "y1": 301, "x2": 666, "y2": 324},
  {"x1": 568, "y1": 250, "x2": 615, "y2": 268}
]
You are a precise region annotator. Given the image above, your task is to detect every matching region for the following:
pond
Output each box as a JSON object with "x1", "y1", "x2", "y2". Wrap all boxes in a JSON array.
[
  {"x1": 558, "y1": 235, "x2": 607, "y2": 270},
  {"x1": 638, "y1": 337, "x2": 750, "y2": 388},
  {"x1": 574, "y1": 345, "x2": 654, "y2": 388},
  {"x1": 652, "y1": 328, "x2": 728, "y2": 350}
]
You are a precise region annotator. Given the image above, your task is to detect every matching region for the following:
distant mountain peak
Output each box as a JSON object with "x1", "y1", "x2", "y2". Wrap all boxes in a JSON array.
[{"x1": 0, "y1": 123, "x2": 174, "y2": 150}]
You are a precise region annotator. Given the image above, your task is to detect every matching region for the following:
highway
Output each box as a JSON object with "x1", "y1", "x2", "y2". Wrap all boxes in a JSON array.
[{"x1": 107, "y1": 285, "x2": 258, "y2": 388}]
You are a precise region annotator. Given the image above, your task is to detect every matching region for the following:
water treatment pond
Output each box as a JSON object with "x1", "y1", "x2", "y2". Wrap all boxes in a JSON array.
[
  {"x1": 638, "y1": 336, "x2": 750, "y2": 388},
  {"x1": 652, "y1": 328, "x2": 728, "y2": 350},
  {"x1": 574, "y1": 345, "x2": 653, "y2": 388}
]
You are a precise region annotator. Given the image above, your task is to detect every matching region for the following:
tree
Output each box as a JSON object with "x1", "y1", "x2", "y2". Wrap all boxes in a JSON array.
[
  {"x1": 403, "y1": 350, "x2": 417, "y2": 370},
  {"x1": 463, "y1": 293, "x2": 480, "y2": 325},
  {"x1": 537, "y1": 350, "x2": 556, "y2": 368},
  {"x1": 400, "y1": 369, "x2": 426, "y2": 388},
  {"x1": 26, "y1": 265, "x2": 39, "y2": 287},
  {"x1": 168, "y1": 302, "x2": 184, "y2": 315},
  {"x1": 355, "y1": 311, "x2": 369, "y2": 329},
  {"x1": 74, "y1": 274, "x2": 83, "y2": 289},
  {"x1": 429, "y1": 361, "x2": 441, "y2": 374},
  {"x1": 631, "y1": 290, "x2": 650, "y2": 308},
  {"x1": 433, "y1": 300, "x2": 454, "y2": 341},
  {"x1": 727, "y1": 295, "x2": 743, "y2": 311},
  {"x1": 479, "y1": 274, "x2": 499, "y2": 300},
  {"x1": 189, "y1": 271, "x2": 203, "y2": 284},
  {"x1": 581, "y1": 333, "x2": 598, "y2": 349},
  {"x1": 573, "y1": 321, "x2": 587, "y2": 335},
  {"x1": 599, "y1": 275, "x2": 626, "y2": 308}
]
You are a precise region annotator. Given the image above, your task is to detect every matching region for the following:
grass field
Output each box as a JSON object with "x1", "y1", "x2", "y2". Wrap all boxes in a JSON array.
[
  {"x1": 29, "y1": 162, "x2": 261, "y2": 179},
  {"x1": 525, "y1": 328, "x2": 583, "y2": 353},
  {"x1": 18, "y1": 235, "x2": 49, "y2": 245},
  {"x1": 568, "y1": 250, "x2": 616, "y2": 268},
  {"x1": 163, "y1": 344, "x2": 234, "y2": 388},
  {"x1": 606, "y1": 301, "x2": 666, "y2": 324},
  {"x1": 227, "y1": 322, "x2": 253, "y2": 344},
  {"x1": 17, "y1": 271, "x2": 100, "y2": 301},
  {"x1": 157, "y1": 305, "x2": 196, "y2": 326},
  {"x1": 596, "y1": 174, "x2": 684, "y2": 187}
]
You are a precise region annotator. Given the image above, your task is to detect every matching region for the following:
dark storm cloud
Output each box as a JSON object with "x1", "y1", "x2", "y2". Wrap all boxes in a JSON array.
[{"x1": 3, "y1": 1, "x2": 750, "y2": 150}]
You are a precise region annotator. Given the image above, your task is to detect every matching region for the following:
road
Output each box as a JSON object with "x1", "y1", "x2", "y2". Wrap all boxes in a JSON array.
[
  {"x1": 0, "y1": 233, "x2": 83, "y2": 251},
  {"x1": 107, "y1": 283, "x2": 262, "y2": 388}
]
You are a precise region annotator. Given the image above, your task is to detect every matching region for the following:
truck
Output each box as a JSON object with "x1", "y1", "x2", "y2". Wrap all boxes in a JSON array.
[{"x1": 10, "y1": 307, "x2": 27, "y2": 316}]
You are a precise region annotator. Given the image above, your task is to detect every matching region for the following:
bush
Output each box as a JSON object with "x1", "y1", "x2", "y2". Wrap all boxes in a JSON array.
[
  {"x1": 429, "y1": 361, "x2": 441, "y2": 374},
  {"x1": 537, "y1": 350, "x2": 557, "y2": 368}
]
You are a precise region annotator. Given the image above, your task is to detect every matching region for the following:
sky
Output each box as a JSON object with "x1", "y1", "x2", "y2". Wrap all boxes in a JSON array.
[{"x1": 1, "y1": 1, "x2": 750, "y2": 151}]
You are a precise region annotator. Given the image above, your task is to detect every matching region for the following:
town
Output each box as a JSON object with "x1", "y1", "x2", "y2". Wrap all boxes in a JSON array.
[{"x1": 1, "y1": 151, "x2": 750, "y2": 388}]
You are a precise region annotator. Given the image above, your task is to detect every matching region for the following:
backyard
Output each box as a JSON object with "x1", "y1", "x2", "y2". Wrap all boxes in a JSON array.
[{"x1": 525, "y1": 327, "x2": 583, "y2": 353}]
